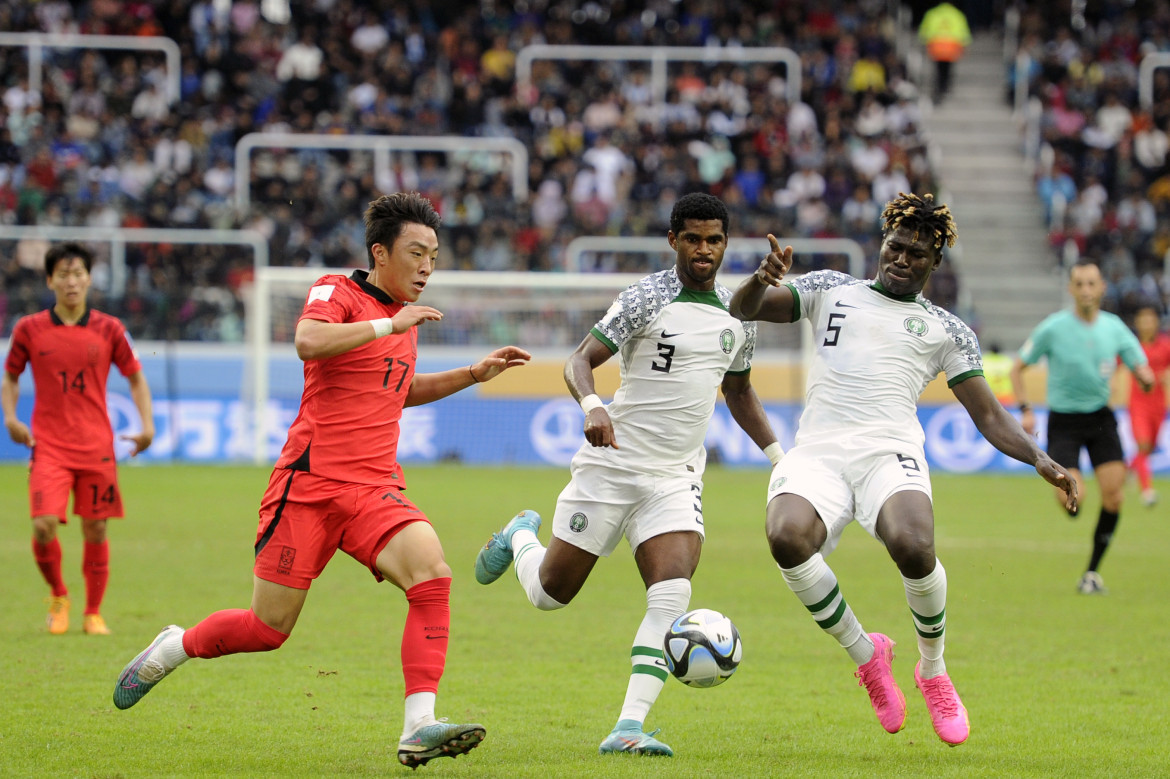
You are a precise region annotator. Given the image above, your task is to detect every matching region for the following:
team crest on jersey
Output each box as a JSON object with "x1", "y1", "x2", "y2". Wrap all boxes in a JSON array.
[
  {"x1": 903, "y1": 317, "x2": 929, "y2": 337},
  {"x1": 569, "y1": 512, "x2": 588, "y2": 533},
  {"x1": 719, "y1": 328, "x2": 735, "y2": 354},
  {"x1": 770, "y1": 476, "x2": 787, "y2": 491},
  {"x1": 87, "y1": 344, "x2": 100, "y2": 365}
]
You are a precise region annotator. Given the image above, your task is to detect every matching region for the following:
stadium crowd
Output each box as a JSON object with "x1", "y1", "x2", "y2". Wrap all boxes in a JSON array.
[
  {"x1": 0, "y1": 0, "x2": 956, "y2": 343},
  {"x1": 1014, "y1": 0, "x2": 1170, "y2": 325}
]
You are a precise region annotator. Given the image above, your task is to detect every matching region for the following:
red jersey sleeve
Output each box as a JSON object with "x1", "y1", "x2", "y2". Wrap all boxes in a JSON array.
[
  {"x1": 298, "y1": 275, "x2": 357, "y2": 325},
  {"x1": 4, "y1": 317, "x2": 31, "y2": 376},
  {"x1": 108, "y1": 318, "x2": 142, "y2": 377}
]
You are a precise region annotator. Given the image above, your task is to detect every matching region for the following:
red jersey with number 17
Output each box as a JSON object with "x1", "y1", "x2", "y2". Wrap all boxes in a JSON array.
[
  {"x1": 274, "y1": 270, "x2": 416, "y2": 488},
  {"x1": 4, "y1": 308, "x2": 141, "y2": 467}
]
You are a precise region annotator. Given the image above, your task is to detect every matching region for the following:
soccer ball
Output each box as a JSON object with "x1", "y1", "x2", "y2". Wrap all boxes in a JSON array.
[{"x1": 663, "y1": 608, "x2": 743, "y2": 688}]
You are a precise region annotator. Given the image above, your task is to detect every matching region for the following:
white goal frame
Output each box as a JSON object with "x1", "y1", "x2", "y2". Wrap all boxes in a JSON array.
[{"x1": 248, "y1": 265, "x2": 824, "y2": 465}]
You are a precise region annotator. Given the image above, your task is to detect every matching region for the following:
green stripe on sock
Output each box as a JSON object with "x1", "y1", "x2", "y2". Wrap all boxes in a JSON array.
[
  {"x1": 631, "y1": 645, "x2": 664, "y2": 659},
  {"x1": 633, "y1": 663, "x2": 669, "y2": 681},
  {"x1": 815, "y1": 599, "x2": 848, "y2": 630},
  {"x1": 512, "y1": 541, "x2": 539, "y2": 565},
  {"x1": 914, "y1": 624, "x2": 945, "y2": 639},
  {"x1": 910, "y1": 607, "x2": 945, "y2": 626},
  {"x1": 805, "y1": 583, "x2": 841, "y2": 614}
]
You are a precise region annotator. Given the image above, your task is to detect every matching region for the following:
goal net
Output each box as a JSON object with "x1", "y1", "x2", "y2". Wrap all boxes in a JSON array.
[{"x1": 245, "y1": 265, "x2": 814, "y2": 464}]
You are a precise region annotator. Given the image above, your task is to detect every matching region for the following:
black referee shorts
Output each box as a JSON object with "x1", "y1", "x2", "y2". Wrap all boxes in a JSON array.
[{"x1": 1046, "y1": 407, "x2": 1125, "y2": 470}]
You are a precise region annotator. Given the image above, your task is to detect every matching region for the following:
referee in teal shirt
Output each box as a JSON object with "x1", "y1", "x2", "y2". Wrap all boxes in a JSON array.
[{"x1": 1011, "y1": 262, "x2": 1154, "y2": 595}]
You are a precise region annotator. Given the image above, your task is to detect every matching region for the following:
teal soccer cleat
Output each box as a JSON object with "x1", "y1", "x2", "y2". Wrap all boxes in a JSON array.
[
  {"x1": 598, "y1": 720, "x2": 674, "y2": 757},
  {"x1": 113, "y1": 625, "x2": 184, "y2": 710},
  {"x1": 474, "y1": 510, "x2": 542, "y2": 585},
  {"x1": 397, "y1": 720, "x2": 486, "y2": 768}
]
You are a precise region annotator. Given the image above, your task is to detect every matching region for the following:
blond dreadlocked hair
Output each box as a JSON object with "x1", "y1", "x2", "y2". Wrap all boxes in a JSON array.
[{"x1": 880, "y1": 192, "x2": 958, "y2": 252}]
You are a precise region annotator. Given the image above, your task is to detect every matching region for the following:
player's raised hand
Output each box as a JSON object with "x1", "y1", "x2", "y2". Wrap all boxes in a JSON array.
[
  {"x1": 392, "y1": 305, "x2": 444, "y2": 332},
  {"x1": 5, "y1": 418, "x2": 34, "y2": 448},
  {"x1": 120, "y1": 430, "x2": 154, "y2": 457},
  {"x1": 470, "y1": 346, "x2": 533, "y2": 382},
  {"x1": 755, "y1": 234, "x2": 794, "y2": 287}
]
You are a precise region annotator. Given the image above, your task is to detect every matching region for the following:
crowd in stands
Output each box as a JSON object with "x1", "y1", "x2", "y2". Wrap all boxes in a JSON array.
[
  {"x1": 0, "y1": 1, "x2": 954, "y2": 343},
  {"x1": 1015, "y1": 0, "x2": 1170, "y2": 325}
]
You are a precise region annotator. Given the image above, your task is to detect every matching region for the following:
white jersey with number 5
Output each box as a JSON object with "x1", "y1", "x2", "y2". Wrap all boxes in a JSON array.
[
  {"x1": 577, "y1": 267, "x2": 756, "y2": 476},
  {"x1": 787, "y1": 270, "x2": 982, "y2": 449}
]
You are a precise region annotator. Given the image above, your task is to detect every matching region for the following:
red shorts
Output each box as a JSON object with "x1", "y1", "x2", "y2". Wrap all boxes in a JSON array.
[
  {"x1": 1130, "y1": 408, "x2": 1166, "y2": 446},
  {"x1": 28, "y1": 450, "x2": 123, "y2": 521},
  {"x1": 253, "y1": 469, "x2": 428, "y2": 589}
]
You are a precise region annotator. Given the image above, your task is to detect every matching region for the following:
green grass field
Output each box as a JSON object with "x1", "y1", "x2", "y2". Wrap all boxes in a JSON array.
[{"x1": 1, "y1": 464, "x2": 1167, "y2": 778}]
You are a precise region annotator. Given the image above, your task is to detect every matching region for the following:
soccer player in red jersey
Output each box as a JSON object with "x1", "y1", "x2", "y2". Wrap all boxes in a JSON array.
[
  {"x1": 2, "y1": 242, "x2": 155, "y2": 636},
  {"x1": 1129, "y1": 305, "x2": 1170, "y2": 507},
  {"x1": 112, "y1": 193, "x2": 530, "y2": 769}
]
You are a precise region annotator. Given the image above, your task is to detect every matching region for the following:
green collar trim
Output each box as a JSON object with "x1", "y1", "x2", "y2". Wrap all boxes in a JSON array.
[
  {"x1": 870, "y1": 280, "x2": 928, "y2": 309},
  {"x1": 673, "y1": 286, "x2": 726, "y2": 310}
]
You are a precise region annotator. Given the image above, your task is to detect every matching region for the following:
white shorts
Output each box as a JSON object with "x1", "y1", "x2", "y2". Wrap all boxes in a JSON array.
[
  {"x1": 765, "y1": 438, "x2": 932, "y2": 555},
  {"x1": 551, "y1": 462, "x2": 705, "y2": 557}
]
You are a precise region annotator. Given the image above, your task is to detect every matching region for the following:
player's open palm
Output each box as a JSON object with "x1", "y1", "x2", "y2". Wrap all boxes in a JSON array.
[
  {"x1": 6, "y1": 418, "x2": 34, "y2": 447},
  {"x1": 472, "y1": 346, "x2": 533, "y2": 382},
  {"x1": 393, "y1": 305, "x2": 444, "y2": 332}
]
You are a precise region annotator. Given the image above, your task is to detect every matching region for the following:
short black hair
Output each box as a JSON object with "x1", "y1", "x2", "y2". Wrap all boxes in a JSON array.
[
  {"x1": 880, "y1": 192, "x2": 957, "y2": 252},
  {"x1": 670, "y1": 192, "x2": 729, "y2": 237},
  {"x1": 44, "y1": 242, "x2": 93, "y2": 276},
  {"x1": 364, "y1": 192, "x2": 442, "y2": 269}
]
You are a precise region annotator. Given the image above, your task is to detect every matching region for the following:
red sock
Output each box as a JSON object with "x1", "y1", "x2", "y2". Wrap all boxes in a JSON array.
[
  {"x1": 181, "y1": 608, "x2": 289, "y2": 659},
  {"x1": 32, "y1": 537, "x2": 67, "y2": 598},
  {"x1": 1133, "y1": 452, "x2": 1152, "y2": 491},
  {"x1": 82, "y1": 540, "x2": 109, "y2": 615},
  {"x1": 402, "y1": 577, "x2": 451, "y2": 696}
]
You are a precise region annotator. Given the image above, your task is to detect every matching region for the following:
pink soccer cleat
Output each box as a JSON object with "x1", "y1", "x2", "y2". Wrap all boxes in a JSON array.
[
  {"x1": 854, "y1": 633, "x2": 907, "y2": 733},
  {"x1": 915, "y1": 662, "x2": 970, "y2": 746}
]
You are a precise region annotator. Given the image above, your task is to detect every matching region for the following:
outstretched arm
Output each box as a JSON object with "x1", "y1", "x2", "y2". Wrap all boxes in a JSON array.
[
  {"x1": 294, "y1": 306, "x2": 445, "y2": 361},
  {"x1": 564, "y1": 333, "x2": 618, "y2": 449},
  {"x1": 406, "y1": 345, "x2": 532, "y2": 407},
  {"x1": 721, "y1": 372, "x2": 784, "y2": 465},
  {"x1": 729, "y1": 234, "x2": 797, "y2": 323},
  {"x1": 952, "y1": 375, "x2": 1078, "y2": 513}
]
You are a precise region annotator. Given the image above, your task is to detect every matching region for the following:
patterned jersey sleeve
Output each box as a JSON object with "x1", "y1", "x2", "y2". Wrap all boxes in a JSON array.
[
  {"x1": 784, "y1": 270, "x2": 857, "y2": 322},
  {"x1": 298, "y1": 274, "x2": 356, "y2": 325},
  {"x1": 930, "y1": 305, "x2": 984, "y2": 387},
  {"x1": 3, "y1": 317, "x2": 30, "y2": 376},
  {"x1": 589, "y1": 270, "x2": 676, "y2": 353}
]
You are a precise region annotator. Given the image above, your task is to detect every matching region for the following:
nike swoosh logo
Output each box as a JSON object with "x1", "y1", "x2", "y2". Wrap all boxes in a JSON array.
[
  {"x1": 834, "y1": 301, "x2": 857, "y2": 308},
  {"x1": 660, "y1": 330, "x2": 683, "y2": 338},
  {"x1": 38, "y1": 350, "x2": 54, "y2": 356},
  {"x1": 424, "y1": 634, "x2": 447, "y2": 640}
]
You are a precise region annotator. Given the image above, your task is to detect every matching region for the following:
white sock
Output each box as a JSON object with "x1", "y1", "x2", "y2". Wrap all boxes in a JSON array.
[
  {"x1": 904, "y1": 560, "x2": 947, "y2": 679},
  {"x1": 402, "y1": 691, "x2": 437, "y2": 737},
  {"x1": 512, "y1": 528, "x2": 564, "y2": 611},
  {"x1": 617, "y1": 578, "x2": 691, "y2": 726},
  {"x1": 780, "y1": 553, "x2": 873, "y2": 665},
  {"x1": 159, "y1": 628, "x2": 190, "y2": 671}
]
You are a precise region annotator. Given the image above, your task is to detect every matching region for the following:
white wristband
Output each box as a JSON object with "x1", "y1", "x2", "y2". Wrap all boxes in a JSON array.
[
  {"x1": 579, "y1": 394, "x2": 604, "y2": 414},
  {"x1": 370, "y1": 318, "x2": 394, "y2": 338},
  {"x1": 764, "y1": 442, "x2": 785, "y2": 466}
]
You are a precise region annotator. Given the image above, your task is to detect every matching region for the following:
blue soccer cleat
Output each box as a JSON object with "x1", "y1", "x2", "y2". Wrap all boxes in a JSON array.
[
  {"x1": 397, "y1": 720, "x2": 486, "y2": 768},
  {"x1": 598, "y1": 720, "x2": 674, "y2": 757},
  {"x1": 113, "y1": 624, "x2": 184, "y2": 710},
  {"x1": 474, "y1": 510, "x2": 541, "y2": 585}
]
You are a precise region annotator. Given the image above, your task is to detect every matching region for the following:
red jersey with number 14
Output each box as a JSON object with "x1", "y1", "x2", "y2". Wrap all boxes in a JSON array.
[
  {"x1": 275, "y1": 270, "x2": 416, "y2": 487},
  {"x1": 4, "y1": 308, "x2": 141, "y2": 466},
  {"x1": 1129, "y1": 333, "x2": 1170, "y2": 417}
]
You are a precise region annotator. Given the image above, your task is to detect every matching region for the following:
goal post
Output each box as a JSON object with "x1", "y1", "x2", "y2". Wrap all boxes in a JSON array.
[{"x1": 246, "y1": 266, "x2": 817, "y2": 464}]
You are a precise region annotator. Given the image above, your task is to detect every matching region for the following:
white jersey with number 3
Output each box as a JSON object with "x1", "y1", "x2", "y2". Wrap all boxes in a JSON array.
[
  {"x1": 788, "y1": 270, "x2": 982, "y2": 449},
  {"x1": 576, "y1": 267, "x2": 756, "y2": 475}
]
